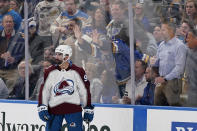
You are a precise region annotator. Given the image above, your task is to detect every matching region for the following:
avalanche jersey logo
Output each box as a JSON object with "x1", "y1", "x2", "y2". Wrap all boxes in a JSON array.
[{"x1": 54, "y1": 78, "x2": 74, "y2": 96}]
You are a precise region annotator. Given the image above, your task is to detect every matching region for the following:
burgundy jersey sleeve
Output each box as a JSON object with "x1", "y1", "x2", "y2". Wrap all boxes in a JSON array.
[{"x1": 71, "y1": 64, "x2": 92, "y2": 106}]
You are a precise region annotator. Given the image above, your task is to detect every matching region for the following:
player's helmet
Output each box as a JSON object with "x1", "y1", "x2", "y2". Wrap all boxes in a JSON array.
[{"x1": 55, "y1": 45, "x2": 72, "y2": 59}]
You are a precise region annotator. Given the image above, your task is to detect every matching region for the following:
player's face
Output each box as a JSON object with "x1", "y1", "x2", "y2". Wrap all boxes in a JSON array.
[{"x1": 54, "y1": 52, "x2": 64, "y2": 64}]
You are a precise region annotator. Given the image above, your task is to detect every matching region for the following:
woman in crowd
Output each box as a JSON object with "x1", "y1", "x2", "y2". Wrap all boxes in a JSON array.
[{"x1": 182, "y1": 0, "x2": 197, "y2": 30}]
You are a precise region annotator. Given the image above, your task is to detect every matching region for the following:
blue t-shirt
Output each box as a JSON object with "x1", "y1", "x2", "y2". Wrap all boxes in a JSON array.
[{"x1": 0, "y1": 10, "x2": 22, "y2": 31}]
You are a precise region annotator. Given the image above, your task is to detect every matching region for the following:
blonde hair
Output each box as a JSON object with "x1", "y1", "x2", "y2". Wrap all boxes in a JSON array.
[
  {"x1": 182, "y1": 0, "x2": 197, "y2": 25},
  {"x1": 18, "y1": 60, "x2": 34, "y2": 74}
]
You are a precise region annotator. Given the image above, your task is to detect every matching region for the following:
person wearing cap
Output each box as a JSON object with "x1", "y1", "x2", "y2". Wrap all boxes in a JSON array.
[
  {"x1": 0, "y1": 0, "x2": 22, "y2": 31},
  {"x1": 28, "y1": 20, "x2": 46, "y2": 65}
]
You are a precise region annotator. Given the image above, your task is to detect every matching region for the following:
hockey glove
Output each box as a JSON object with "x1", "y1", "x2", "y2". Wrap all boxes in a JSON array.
[
  {"x1": 38, "y1": 104, "x2": 51, "y2": 122},
  {"x1": 83, "y1": 105, "x2": 94, "y2": 123}
]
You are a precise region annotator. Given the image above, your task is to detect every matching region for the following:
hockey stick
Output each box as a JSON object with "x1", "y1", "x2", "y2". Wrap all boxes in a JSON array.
[{"x1": 87, "y1": 121, "x2": 90, "y2": 131}]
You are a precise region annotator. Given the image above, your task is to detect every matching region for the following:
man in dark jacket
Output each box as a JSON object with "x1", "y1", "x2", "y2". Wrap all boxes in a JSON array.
[
  {"x1": 185, "y1": 32, "x2": 197, "y2": 107},
  {"x1": 136, "y1": 66, "x2": 159, "y2": 105},
  {"x1": 0, "y1": 15, "x2": 24, "y2": 91}
]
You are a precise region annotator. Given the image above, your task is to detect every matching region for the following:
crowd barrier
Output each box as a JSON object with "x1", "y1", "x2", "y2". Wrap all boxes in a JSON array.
[{"x1": 0, "y1": 99, "x2": 197, "y2": 131}]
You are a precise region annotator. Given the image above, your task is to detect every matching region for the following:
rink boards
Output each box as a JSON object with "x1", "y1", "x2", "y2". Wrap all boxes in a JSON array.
[{"x1": 0, "y1": 100, "x2": 197, "y2": 131}]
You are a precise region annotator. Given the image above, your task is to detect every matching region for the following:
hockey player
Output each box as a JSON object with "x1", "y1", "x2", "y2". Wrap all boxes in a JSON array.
[{"x1": 37, "y1": 45, "x2": 94, "y2": 131}]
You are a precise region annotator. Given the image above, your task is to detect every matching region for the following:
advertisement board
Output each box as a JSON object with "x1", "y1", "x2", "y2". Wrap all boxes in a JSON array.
[
  {"x1": 147, "y1": 109, "x2": 197, "y2": 131},
  {"x1": 0, "y1": 101, "x2": 133, "y2": 131},
  {"x1": 2, "y1": 100, "x2": 197, "y2": 131}
]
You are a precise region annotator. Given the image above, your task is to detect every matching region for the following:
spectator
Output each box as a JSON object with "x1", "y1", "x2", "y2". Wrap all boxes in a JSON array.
[
  {"x1": 134, "y1": 22, "x2": 157, "y2": 56},
  {"x1": 182, "y1": 0, "x2": 197, "y2": 30},
  {"x1": 0, "y1": 78, "x2": 9, "y2": 99},
  {"x1": 153, "y1": 25, "x2": 164, "y2": 47},
  {"x1": 44, "y1": 46, "x2": 55, "y2": 60},
  {"x1": 79, "y1": 26, "x2": 148, "y2": 98},
  {"x1": 54, "y1": 18, "x2": 94, "y2": 68},
  {"x1": 136, "y1": 66, "x2": 159, "y2": 105},
  {"x1": 88, "y1": 7, "x2": 111, "y2": 65},
  {"x1": 30, "y1": 59, "x2": 54, "y2": 100},
  {"x1": 93, "y1": 7, "x2": 107, "y2": 31},
  {"x1": 105, "y1": 1, "x2": 130, "y2": 97},
  {"x1": 185, "y1": 31, "x2": 197, "y2": 107},
  {"x1": 176, "y1": 19, "x2": 193, "y2": 44},
  {"x1": 106, "y1": 1, "x2": 129, "y2": 41},
  {"x1": 134, "y1": 2, "x2": 152, "y2": 32},
  {"x1": 85, "y1": 62, "x2": 103, "y2": 103},
  {"x1": 154, "y1": 21, "x2": 187, "y2": 106},
  {"x1": 8, "y1": 60, "x2": 39, "y2": 100},
  {"x1": 50, "y1": 0, "x2": 92, "y2": 48},
  {"x1": 34, "y1": 0, "x2": 64, "y2": 47},
  {"x1": 0, "y1": 15, "x2": 24, "y2": 91},
  {"x1": 101, "y1": 69, "x2": 118, "y2": 104},
  {"x1": 10, "y1": 0, "x2": 21, "y2": 13},
  {"x1": 99, "y1": 0, "x2": 111, "y2": 24},
  {"x1": 0, "y1": 0, "x2": 22, "y2": 31},
  {"x1": 28, "y1": 20, "x2": 46, "y2": 65},
  {"x1": 112, "y1": 60, "x2": 148, "y2": 104}
]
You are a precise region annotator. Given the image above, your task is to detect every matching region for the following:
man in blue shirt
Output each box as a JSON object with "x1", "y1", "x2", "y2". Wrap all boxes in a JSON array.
[
  {"x1": 154, "y1": 21, "x2": 187, "y2": 106},
  {"x1": 0, "y1": 0, "x2": 22, "y2": 31}
]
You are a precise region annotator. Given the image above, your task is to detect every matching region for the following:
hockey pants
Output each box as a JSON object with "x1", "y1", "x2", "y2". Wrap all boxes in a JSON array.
[{"x1": 46, "y1": 112, "x2": 83, "y2": 131}]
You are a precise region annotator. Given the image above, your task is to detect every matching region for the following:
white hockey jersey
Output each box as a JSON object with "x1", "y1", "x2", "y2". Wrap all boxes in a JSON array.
[{"x1": 38, "y1": 63, "x2": 91, "y2": 114}]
